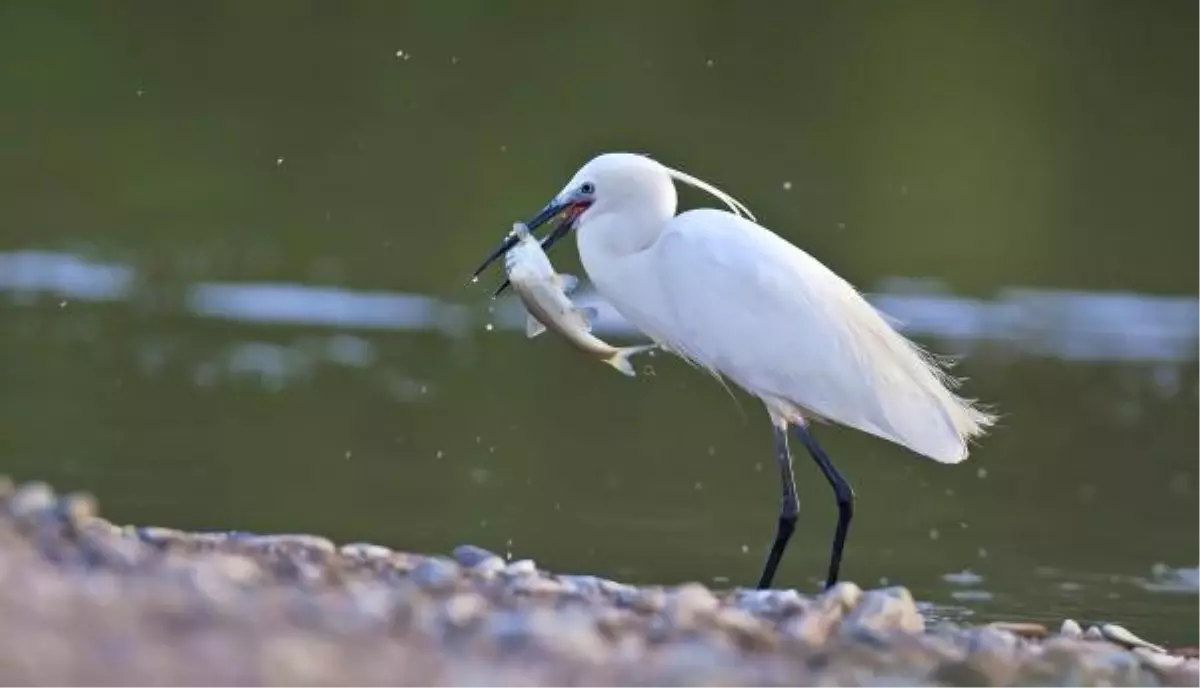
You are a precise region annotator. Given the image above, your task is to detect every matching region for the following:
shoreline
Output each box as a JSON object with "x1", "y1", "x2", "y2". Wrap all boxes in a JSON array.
[{"x1": 0, "y1": 477, "x2": 1194, "y2": 686}]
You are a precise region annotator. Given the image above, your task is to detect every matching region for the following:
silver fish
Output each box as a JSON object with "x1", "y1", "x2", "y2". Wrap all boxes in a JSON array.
[{"x1": 503, "y1": 223, "x2": 656, "y2": 377}]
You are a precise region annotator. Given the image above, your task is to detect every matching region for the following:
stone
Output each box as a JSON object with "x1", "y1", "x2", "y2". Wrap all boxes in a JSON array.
[
  {"x1": 451, "y1": 544, "x2": 500, "y2": 568},
  {"x1": 6, "y1": 481, "x2": 56, "y2": 519},
  {"x1": 504, "y1": 559, "x2": 537, "y2": 576},
  {"x1": 340, "y1": 542, "x2": 393, "y2": 560},
  {"x1": 841, "y1": 586, "x2": 924, "y2": 636},
  {"x1": 409, "y1": 557, "x2": 459, "y2": 590}
]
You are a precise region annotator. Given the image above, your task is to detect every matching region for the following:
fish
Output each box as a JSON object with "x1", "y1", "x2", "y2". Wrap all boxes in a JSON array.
[{"x1": 501, "y1": 222, "x2": 657, "y2": 377}]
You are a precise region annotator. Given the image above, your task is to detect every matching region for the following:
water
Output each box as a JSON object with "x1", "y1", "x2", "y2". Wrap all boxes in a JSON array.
[{"x1": 1, "y1": 1, "x2": 1196, "y2": 645}]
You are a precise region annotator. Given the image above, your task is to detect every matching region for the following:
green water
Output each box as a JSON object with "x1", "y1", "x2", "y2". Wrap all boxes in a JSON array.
[{"x1": 1, "y1": 1, "x2": 1196, "y2": 644}]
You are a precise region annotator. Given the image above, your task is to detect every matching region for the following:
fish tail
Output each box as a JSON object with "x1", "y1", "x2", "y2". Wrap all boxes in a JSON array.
[{"x1": 605, "y1": 345, "x2": 658, "y2": 377}]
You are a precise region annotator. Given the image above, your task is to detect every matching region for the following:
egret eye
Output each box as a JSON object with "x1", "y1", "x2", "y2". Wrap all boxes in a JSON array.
[{"x1": 580, "y1": 182, "x2": 595, "y2": 195}]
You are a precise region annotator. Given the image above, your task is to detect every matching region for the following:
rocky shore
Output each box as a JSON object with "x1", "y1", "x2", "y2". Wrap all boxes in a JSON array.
[{"x1": 0, "y1": 477, "x2": 1193, "y2": 686}]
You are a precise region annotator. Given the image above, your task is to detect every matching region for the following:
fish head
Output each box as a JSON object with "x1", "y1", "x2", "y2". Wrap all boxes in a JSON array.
[{"x1": 470, "y1": 182, "x2": 595, "y2": 284}]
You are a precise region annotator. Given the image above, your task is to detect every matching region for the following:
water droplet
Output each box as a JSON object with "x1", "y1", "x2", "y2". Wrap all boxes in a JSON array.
[
  {"x1": 484, "y1": 323, "x2": 494, "y2": 331},
  {"x1": 505, "y1": 538, "x2": 513, "y2": 561},
  {"x1": 976, "y1": 467, "x2": 988, "y2": 479},
  {"x1": 944, "y1": 488, "x2": 955, "y2": 497},
  {"x1": 499, "y1": 144, "x2": 507, "y2": 153},
  {"x1": 928, "y1": 528, "x2": 940, "y2": 540},
  {"x1": 468, "y1": 467, "x2": 490, "y2": 484},
  {"x1": 58, "y1": 300, "x2": 67, "y2": 308},
  {"x1": 450, "y1": 55, "x2": 459, "y2": 64},
  {"x1": 693, "y1": 481, "x2": 703, "y2": 490},
  {"x1": 553, "y1": 502, "x2": 561, "y2": 511},
  {"x1": 474, "y1": 436, "x2": 481, "y2": 444},
  {"x1": 782, "y1": 180, "x2": 793, "y2": 191},
  {"x1": 471, "y1": 276, "x2": 479, "y2": 284},
  {"x1": 740, "y1": 544, "x2": 750, "y2": 554},
  {"x1": 487, "y1": 446, "x2": 495, "y2": 453},
  {"x1": 435, "y1": 450, "x2": 444, "y2": 459},
  {"x1": 135, "y1": 88, "x2": 144, "y2": 97},
  {"x1": 836, "y1": 222, "x2": 846, "y2": 229},
  {"x1": 977, "y1": 547, "x2": 988, "y2": 559},
  {"x1": 480, "y1": 519, "x2": 488, "y2": 528},
  {"x1": 275, "y1": 157, "x2": 285, "y2": 166},
  {"x1": 879, "y1": 576, "x2": 890, "y2": 585},
  {"x1": 344, "y1": 450, "x2": 352, "y2": 459},
  {"x1": 959, "y1": 521, "x2": 969, "y2": 529},
  {"x1": 707, "y1": 446, "x2": 716, "y2": 456},
  {"x1": 395, "y1": 49, "x2": 405, "y2": 58},
  {"x1": 419, "y1": 384, "x2": 428, "y2": 394},
  {"x1": 754, "y1": 462, "x2": 763, "y2": 472},
  {"x1": 705, "y1": 58, "x2": 714, "y2": 67}
]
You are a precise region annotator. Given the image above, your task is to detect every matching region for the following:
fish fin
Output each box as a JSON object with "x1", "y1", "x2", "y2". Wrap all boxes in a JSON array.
[
  {"x1": 605, "y1": 345, "x2": 658, "y2": 378},
  {"x1": 573, "y1": 306, "x2": 599, "y2": 332},
  {"x1": 556, "y1": 274, "x2": 579, "y2": 295},
  {"x1": 525, "y1": 313, "x2": 547, "y2": 339}
]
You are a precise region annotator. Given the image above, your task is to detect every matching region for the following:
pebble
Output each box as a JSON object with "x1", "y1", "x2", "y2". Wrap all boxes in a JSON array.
[
  {"x1": 339, "y1": 543, "x2": 393, "y2": 560},
  {"x1": 1100, "y1": 622, "x2": 1168, "y2": 654},
  {"x1": 0, "y1": 474, "x2": 1189, "y2": 687},
  {"x1": 409, "y1": 557, "x2": 459, "y2": 590},
  {"x1": 504, "y1": 559, "x2": 537, "y2": 576},
  {"x1": 842, "y1": 586, "x2": 924, "y2": 636},
  {"x1": 987, "y1": 621, "x2": 1047, "y2": 638},
  {"x1": 451, "y1": 544, "x2": 500, "y2": 568},
  {"x1": 1061, "y1": 618, "x2": 1083, "y2": 638},
  {"x1": 6, "y1": 482, "x2": 56, "y2": 518}
]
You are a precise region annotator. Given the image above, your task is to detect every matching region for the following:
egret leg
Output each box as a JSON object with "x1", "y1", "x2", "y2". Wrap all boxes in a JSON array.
[
  {"x1": 755, "y1": 423, "x2": 799, "y2": 590},
  {"x1": 794, "y1": 424, "x2": 856, "y2": 589}
]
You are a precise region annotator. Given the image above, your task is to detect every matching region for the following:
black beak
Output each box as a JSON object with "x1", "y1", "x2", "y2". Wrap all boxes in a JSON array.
[{"x1": 471, "y1": 196, "x2": 580, "y2": 297}]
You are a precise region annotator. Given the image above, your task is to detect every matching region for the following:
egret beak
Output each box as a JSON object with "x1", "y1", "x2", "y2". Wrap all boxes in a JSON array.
[{"x1": 470, "y1": 193, "x2": 591, "y2": 296}]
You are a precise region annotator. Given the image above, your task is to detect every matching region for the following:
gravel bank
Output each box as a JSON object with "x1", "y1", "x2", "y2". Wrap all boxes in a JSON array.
[{"x1": 0, "y1": 478, "x2": 1193, "y2": 686}]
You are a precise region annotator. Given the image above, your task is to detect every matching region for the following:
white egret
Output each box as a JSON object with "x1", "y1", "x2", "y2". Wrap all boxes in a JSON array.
[{"x1": 473, "y1": 152, "x2": 996, "y2": 590}]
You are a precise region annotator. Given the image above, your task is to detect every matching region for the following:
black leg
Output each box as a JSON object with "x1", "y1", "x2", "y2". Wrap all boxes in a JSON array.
[
  {"x1": 794, "y1": 423, "x2": 856, "y2": 589},
  {"x1": 755, "y1": 423, "x2": 800, "y2": 589}
]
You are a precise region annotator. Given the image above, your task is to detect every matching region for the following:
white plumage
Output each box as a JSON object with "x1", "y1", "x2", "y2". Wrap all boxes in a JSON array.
[{"x1": 564, "y1": 153, "x2": 995, "y2": 463}]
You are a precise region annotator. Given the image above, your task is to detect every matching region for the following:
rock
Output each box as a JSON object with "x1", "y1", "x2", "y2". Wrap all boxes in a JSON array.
[
  {"x1": 6, "y1": 481, "x2": 56, "y2": 519},
  {"x1": 484, "y1": 608, "x2": 607, "y2": 663},
  {"x1": 557, "y1": 574, "x2": 610, "y2": 598},
  {"x1": 409, "y1": 557, "x2": 460, "y2": 590},
  {"x1": 1100, "y1": 622, "x2": 1167, "y2": 654},
  {"x1": 1060, "y1": 618, "x2": 1083, "y2": 638},
  {"x1": 732, "y1": 588, "x2": 807, "y2": 617},
  {"x1": 1134, "y1": 646, "x2": 1185, "y2": 671},
  {"x1": 439, "y1": 591, "x2": 487, "y2": 627},
  {"x1": 782, "y1": 582, "x2": 860, "y2": 646},
  {"x1": 239, "y1": 534, "x2": 336, "y2": 555},
  {"x1": 508, "y1": 576, "x2": 562, "y2": 597},
  {"x1": 451, "y1": 544, "x2": 500, "y2": 568},
  {"x1": 340, "y1": 542, "x2": 393, "y2": 560},
  {"x1": 841, "y1": 586, "x2": 923, "y2": 636},
  {"x1": 57, "y1": 492, "x2": 98, "y2": 522},
  {"x1": 625, "y1": 587, "x2": 666, "y2": 614},
  {"x1": 666, "y1": 582, "x2": 719, "y2": 623},
  {"x1": 504, "y1": 559, "x2": 537, "y2": 576},
  {"x1": 986, "y1": 621, "x2": 1047, "y2": 638}
]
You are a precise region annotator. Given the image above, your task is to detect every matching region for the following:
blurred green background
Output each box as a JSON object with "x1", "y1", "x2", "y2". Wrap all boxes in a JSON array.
[{"x1": 1, "y1": 1, "x2": 1196, "y2": 642}]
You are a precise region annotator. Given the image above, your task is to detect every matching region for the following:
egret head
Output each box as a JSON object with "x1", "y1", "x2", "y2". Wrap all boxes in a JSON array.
[{"x1": 471, "y1": 152, "x2": 755, "y2": 283}]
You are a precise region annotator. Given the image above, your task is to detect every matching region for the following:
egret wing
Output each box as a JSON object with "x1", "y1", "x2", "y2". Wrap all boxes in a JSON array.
[{"x1": 651, "y1": 209, "x2": 991, "y2": 463}]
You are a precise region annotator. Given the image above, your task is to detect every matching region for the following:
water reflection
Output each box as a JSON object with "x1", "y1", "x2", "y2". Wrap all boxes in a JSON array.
[{"x1": 4, "y1": 250, "x2": 1197, "y2": 372}]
